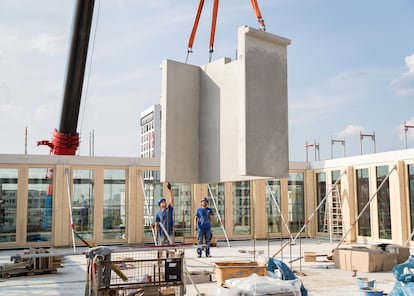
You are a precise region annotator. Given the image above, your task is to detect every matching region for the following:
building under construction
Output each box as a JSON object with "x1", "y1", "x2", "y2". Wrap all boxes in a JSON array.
[{"x1": 1, "y1": 148, "x2": 414, "y2": 249}]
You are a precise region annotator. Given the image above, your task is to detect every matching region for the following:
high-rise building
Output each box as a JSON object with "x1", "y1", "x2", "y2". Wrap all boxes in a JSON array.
[{"x1": 139, "y1": 104, "x2": 161, "y2": 158}]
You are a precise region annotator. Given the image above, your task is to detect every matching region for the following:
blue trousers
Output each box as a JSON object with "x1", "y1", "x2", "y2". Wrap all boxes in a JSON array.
[{"x1": 197, "y1": 228, "x2": 212, "y2": 256}]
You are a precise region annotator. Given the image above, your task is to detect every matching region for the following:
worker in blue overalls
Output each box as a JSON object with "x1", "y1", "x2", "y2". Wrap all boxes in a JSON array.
[
  {"x1": 155, "y1": 183, "x2": 174, "y2": 245},
  {"x1": 195, "y1": 197, "x2": 215, "y2": 257}
]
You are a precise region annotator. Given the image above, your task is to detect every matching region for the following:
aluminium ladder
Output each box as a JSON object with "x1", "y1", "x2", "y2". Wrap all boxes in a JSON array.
[{"x1": 323, "y1": 184, "x2": 343, "y2": 242}]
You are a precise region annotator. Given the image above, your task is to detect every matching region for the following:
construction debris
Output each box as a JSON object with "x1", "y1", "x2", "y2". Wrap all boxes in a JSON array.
[{"x1": 0, "y1": 248, "x2": 63, "y2": 278}]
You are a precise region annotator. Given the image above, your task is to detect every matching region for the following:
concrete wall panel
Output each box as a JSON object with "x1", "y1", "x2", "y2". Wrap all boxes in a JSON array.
[
  {"x1": 160, "y1": 60, "x2": 200, "y2": 183},
  {"x1": 240, "y1": 26, "x2": 290, "y2": 178},
  {"x1": 161, "y1": 26, "x2": 290, "y2": 184}
]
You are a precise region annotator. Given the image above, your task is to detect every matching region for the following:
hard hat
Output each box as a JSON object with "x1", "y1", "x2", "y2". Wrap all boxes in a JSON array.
[
  {"x1": 201, "y1": 197, "x2": 208, "y2": 203},
  {"x1": 158, "y1": 197, "x2": 166, "y2": 206}
]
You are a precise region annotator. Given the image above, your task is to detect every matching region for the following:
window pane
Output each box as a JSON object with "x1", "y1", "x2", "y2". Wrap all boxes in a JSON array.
[
  {"x1": 377, "y1": 166, "x2": 391, "y2": 239},
  {"x1": 174, "y1": 184, "x2": 192, "y2": 238},
  {"x1": 316, "y1": 173, "x2": 326, "y2": 232},
  {"x1": 0, "y1": 168, "x2": 18, "y2": 242},
  {"x1": 232, "y1": 181, "x2": 251, "y2": 235},
  {"x1": 209, "y1": 183, "x2": 225, "y2": 235},
  {"x1": 27, "y1": 168, "x2": 53, "y2": 242},
  {"x1": 356, "y1": 168, "x2": 371, "y2": 236},
  {"x1": 288, "y1": 173, "x2": 305, "y2": 233},
  {"x1": 103, "y1": 169, "x2": 126, "y2": 240},
  {"x1": 73, "y1": 169, "x2": 94, "y2": 240},
  {"x1": 142, "y1": 171, "x2": 161, "y2": 240},
  {"x1": 266, "y1": 179, "x2": 281, "y2": 233}
]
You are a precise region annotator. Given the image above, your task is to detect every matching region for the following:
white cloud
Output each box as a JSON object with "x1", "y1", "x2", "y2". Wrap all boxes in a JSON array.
[
  {"x1": 28, "y1": 33, "x2": 66, "y2": 56},
  {"x1": 390, "y1": 53, "x2": 414, "y2": 96},
  {"x1": 336, "y1": 124, "x2": 363, "y2": 139}
]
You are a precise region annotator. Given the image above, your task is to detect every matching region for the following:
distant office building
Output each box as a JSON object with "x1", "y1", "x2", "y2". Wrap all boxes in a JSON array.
[{"x1": 139, "y1": 104, "x2": 161, "y2": 159}]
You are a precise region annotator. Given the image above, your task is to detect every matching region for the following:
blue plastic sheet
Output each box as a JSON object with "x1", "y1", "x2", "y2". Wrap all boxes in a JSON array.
[
  {"x1": 267, "y1": 258, "x2": 308, "y2": 296},
  {"x1": 388, "y1": 256, "x2": 414, "y2": 296}
]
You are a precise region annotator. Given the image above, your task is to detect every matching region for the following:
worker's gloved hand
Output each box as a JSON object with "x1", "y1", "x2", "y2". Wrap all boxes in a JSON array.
[{"x1": 167, "y1": 182, "x2": 171, "y2": 191}]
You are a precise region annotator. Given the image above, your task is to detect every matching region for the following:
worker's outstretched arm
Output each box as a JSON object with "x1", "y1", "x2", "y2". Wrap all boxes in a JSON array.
[{"x1": 167, "y1": 182, "x2": 174, "y2": 207}]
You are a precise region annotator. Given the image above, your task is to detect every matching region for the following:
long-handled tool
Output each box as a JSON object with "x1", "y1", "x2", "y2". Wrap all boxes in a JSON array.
[
  {"x1": 272, "y1": 170, "x2": 347, "y2": 258},
  {"x1": 208, "y1": 185, "x2": 231, "y2": 248},
  {"x1": 73, "y1": 231, "x2": 127, "y2": 281}
]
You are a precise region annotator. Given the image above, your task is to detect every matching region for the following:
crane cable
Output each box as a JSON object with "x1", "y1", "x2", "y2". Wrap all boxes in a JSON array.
[{"x1": 78, "y1": 0, "x2": 101, "y2": 155}]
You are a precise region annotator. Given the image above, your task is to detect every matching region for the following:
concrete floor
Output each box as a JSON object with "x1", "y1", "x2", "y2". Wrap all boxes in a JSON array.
[{"x1": 0, "y1": 239, "x2": 406, "y2": 295}]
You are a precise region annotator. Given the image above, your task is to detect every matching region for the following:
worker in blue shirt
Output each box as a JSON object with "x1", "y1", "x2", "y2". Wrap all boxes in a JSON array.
[
  {"x1": 194, "y1": 197, "x2": 214, "y2": 257},
  {"x1": 155, "y1": 182, "x2": 174, "y2": 245}
]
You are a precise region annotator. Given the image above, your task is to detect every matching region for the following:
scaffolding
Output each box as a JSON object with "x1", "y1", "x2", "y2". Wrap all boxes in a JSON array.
[
  {"x1": 305, "y1": 140, "x2": 320, "y2": 162},
  {"x1": 360, "y1": 131, "x2": 376, "y2": 155},
  {"x1": 330, "y1": 138, "x2": 346, "y2": 159},
  {"x1": 404, "y1": 121, "x2": 414, "y2": 149}
]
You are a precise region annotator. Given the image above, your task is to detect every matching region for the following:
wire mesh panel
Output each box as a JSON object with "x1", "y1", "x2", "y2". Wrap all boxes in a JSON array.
[{"x1": 86, "y1": 247, "x2": 185, "y2": 296}]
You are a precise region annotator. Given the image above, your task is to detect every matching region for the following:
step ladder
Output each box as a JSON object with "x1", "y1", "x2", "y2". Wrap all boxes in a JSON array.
[{"x1": 323, "y1": 184, "x2": 343, "y2": 242}]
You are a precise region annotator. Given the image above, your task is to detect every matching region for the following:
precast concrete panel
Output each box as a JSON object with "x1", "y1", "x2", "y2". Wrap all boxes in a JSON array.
[
  {"x1": 160, "y1": 60, "x2": 200, "y2": 183},
  {"x1": 200, "y1": 57, "x2": 244, "y2": 183},
  {"x1": 161, "y1": 26, "x2": 290, "y2": 184},
  {"x1": 239, "y1": 26, "x2": 290, "y2": 178}
]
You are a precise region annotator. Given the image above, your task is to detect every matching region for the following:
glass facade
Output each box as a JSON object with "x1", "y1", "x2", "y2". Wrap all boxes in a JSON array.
[
  {"x1": 208, "y1": 183, "x2": 225, "y2": 235},
  {"x1": 142, "y1": 172, "x2": 192, "y2": 240},
  {"x1": 103, "y1": 169, "x2": 126, "y2": 240},
  {"x1": 376, "y1": 166, "x2": 391, "y2": 239},
  {"x1": 2, "y1": 153, "x2": 413, "y2": 248},
  {"x1": 266, "y1": 179, "x2": 282, "y2": 233},
  {"x1": 27, "y1": 168, "x2": 53, "y2": 242},
  {"x1": 316, "y1": 173, "x2": 326, "y2": 232},
  {"x1": 72, "y1": 169, "x2": 95, "y2": 240},
  {"x1": 288, "y1": 173, "x2": 305, "y2": 232},
  {"x1": 0, "y1": 168, "x2": 18, "y2": 242},
  {"x1": 142, "y1": 171, "x2": 162, "y2": 240},
  {"x1": 174, "y1": 183, "x2": 192, "y2": 238},
  {"x1": 232, "y1": 181, "x2": 251, "y2": 235},
  {"x1": 356, "y1": 168, "x2": 371, "y2": 237},
  {"x1": 332, "y1": 170, "x2": 342, "y2": 194}
]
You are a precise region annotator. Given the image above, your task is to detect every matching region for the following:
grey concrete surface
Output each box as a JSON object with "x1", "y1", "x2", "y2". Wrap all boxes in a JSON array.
[
  {"x1": 161, "y1": 26, "x2": 290, "y2": 184},
  {"x1": 0, "y1": 239, "x2": 406, "y2": 295}
]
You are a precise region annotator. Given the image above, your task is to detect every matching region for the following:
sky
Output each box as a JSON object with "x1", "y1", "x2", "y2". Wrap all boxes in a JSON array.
[{"x1": 0, "y1": 0, "x2": 414, "y2": 161}]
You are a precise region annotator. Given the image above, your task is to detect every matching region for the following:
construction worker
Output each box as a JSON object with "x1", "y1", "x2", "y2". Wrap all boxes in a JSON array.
[
  {"x1": 155, "y1": 182, "x2": 174, "y2": 245},
  {"x1": 194, "y1": 197, "x2": 214, "y2": 257}
]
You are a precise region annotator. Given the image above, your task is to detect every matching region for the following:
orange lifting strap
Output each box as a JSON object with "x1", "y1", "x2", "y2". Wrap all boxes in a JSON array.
[
  {"x1": 186, "y1": 0, "x2": 265, "y2": 63},
  {"x1": 187, "y1": 0, "x2": 219, "y2": 63},
  {"x1": 250, "y1": 0, "x2": 266, "y2": 31}
]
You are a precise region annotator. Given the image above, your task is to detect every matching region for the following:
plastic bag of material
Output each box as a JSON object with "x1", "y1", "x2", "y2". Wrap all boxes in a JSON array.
[
  {"x1": 216, "y1": 285, "x2": 243, "y2": 296},
  {"x1": 225, "y1": 273, "x2": 302, "y2": 296},
  {"x1": 388, "y1": 256, "x2": 414, "y2": 296},
  {"x1": 267, "y1": 258, "x2": 308, "y2": 296}
]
